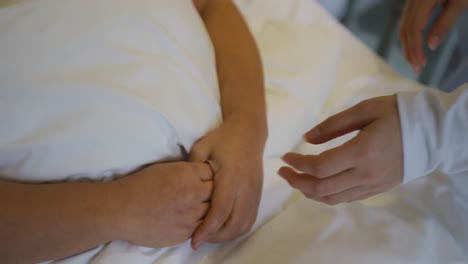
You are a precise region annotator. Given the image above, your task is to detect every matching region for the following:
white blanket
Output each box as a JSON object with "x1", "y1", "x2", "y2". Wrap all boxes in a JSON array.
[
  {"x1": 57, "y1": 0, "x2": 467, "y2": 263},
  {"x1": 0, "y1": 0, "x2": 222, "y2": 182},
  {"x1": 2, "y1": 0, "x2": 467, "y2": 263}
]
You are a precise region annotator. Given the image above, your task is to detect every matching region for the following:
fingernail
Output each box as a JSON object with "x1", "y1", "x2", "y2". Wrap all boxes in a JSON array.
[{"x1": 428, "y1": 35, "x2": 440, "y2": 50}]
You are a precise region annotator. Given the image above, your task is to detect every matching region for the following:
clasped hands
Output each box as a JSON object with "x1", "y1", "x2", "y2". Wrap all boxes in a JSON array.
[{"x1": 111, "y1": 119, "x2": 264, "y2": 250}]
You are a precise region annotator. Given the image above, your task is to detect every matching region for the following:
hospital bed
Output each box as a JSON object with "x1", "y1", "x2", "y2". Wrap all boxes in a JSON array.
[{"x1": 1, "y1": 0, "x2": 467, "y2": 263}]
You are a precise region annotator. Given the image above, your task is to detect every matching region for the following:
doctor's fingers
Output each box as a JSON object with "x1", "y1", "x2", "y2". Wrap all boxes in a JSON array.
[
  {"x1": 428, "y1": 0, "x2": 467, "y2": 49},
  {"x1": 191, "y1": 176, "x2": 236, "y2": 250},
  {"x1": 305, "y1": 99, "x2": 379, "y2": 145},
  {"x1": 279, "y1": 167, "x2": 363, "y2": 198},
  {"x1": 401, "y1": 0, "x2": 438, "y2": 72},
  {"x1": 282, "y1": 137, "x2": 362, "y2": 178},
  {"x1": 320, "y1": 183, "x2": 392, "y2": 204},
  {"x1": 400, "y1": 0, "x2": 413, "y2": 64},
  {"x1": 314, "y1": 186, "x2": 371, "y2": 205},
  {"x1": 350, "y1": 190, "x2": 385, "y2": 203}
]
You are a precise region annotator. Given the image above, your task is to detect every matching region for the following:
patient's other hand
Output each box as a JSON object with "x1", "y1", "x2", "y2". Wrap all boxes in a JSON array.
[
  {"x1": 111, "y1": 162, "x2": 213, "y2": 248},
  {"x1": 400, "y1": 0, "x2": 468, "y2": 74},
  {"x1": 189, "y1": 120, "x2": 264, "y2": 250},
  {"x1": 279, "y1": 96, "x2": 403, "y2": 205}
]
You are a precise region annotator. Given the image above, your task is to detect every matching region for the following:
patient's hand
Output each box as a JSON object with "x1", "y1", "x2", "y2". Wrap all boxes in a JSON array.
[
  {"x1": 111, "y1": 162, "x2": 213, "y2": 248},
  {"x1": 189, "y1": 120, "x2": 264, "y2": 249}
]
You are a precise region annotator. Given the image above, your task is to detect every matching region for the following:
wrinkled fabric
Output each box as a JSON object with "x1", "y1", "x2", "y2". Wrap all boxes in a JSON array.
[
  {"x1": 398, "y1": 84, "x2": 468, "y2": 183},
  {"x1": 0, "y1": 0, "x2": 221, "y2": 182},
  {"x1": 0, "y1": 0, "x2": 466, "y2": 263}
]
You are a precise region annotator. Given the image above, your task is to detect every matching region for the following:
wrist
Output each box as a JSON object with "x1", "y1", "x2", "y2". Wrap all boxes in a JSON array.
[
  {"x1": 224, "y1": 113, "x2": 268, "y2": 137},
  {"x1": 225, "y1": 115, "x2": 268, "y2": 148},
  {"x1": 94, "y1": 180, "x2": 129, "y2": 242}
]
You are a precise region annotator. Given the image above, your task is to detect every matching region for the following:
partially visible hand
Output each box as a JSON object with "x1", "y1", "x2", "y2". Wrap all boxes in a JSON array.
[
  {"x1": 279, "y1": 96, "x2": 403, "y2": 205},
  {"x1": 400, "y1": 0, "x2": 468, "y2": 74},
  {"x1": 112, "y1": 162, "x2": 213, "y2": 248},
  {"x1": 189, "y1": 120, "x2": 265, "y2": 250}
]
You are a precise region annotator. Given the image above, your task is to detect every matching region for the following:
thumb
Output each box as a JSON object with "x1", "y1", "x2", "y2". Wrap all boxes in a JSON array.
[{"x1": 305, "y1": 100, "x2": 377, "y2": 144}]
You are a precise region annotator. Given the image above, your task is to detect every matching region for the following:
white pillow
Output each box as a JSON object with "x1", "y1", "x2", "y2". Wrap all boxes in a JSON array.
[{"x1": 0, "y1": 0, "x2": 221, "y2": 182}]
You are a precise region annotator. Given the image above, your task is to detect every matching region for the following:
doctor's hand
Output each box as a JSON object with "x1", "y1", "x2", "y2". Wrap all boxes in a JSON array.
[
  {"x1": 400, "y1": 0, "x2": 468, "y2": 74},
  {"x1": 279, "y1": 96, "x2": 403, "y2": 205},
  {"x1": 189, "y1": 120, "x2": 264, "y2": 250}
]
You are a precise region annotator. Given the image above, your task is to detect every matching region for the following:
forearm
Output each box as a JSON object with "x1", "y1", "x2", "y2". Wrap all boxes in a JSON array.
[
  {"x1": 199, "y1": 1, "x2": 267, "y2": 139},
  {"x1": 0, "y1": 180, "x2": 117, "y2": 263}
]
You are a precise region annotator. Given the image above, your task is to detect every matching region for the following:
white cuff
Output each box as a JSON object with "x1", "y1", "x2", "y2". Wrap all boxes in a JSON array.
[
  {"x1": 397, "y1": 91, "x2": 433, "y2": 183},
  {"x1": 397, "y1": 84, "x2": 468, "y2": 183}
]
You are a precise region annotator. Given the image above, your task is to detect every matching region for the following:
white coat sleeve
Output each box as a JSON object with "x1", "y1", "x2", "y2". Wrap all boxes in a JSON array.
[{"x1": 397, "y1": 83, "x2": 468, "y2": 183}]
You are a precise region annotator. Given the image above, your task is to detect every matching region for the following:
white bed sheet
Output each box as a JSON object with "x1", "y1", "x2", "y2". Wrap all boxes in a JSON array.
[{"x1": 49, "y1": 0, "x2": 468, "y2": 263}]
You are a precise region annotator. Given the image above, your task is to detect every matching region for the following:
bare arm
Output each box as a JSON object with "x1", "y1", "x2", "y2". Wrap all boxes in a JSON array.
[
  {"x1": 0, "y1": 162, "x2": 213, "y2": 264},
  {"x1": 198, "y1": 0, "x2": 267, "y2": 132},
  {"x1": 0, "y1": 180, "x2": 116, "y2": 263},
  {"x1": 189, "y1": 0, "x2": 268, "y2": 248}
]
